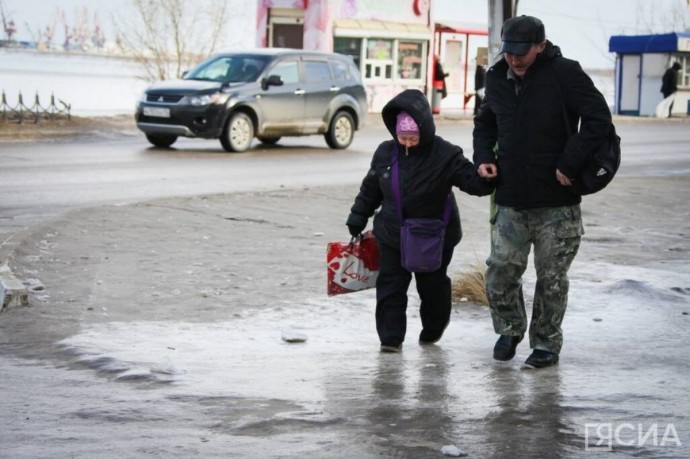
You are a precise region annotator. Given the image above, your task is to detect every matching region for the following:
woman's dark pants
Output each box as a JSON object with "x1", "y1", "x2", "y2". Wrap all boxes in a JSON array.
[{"x1": 375, "y1": 239, "x2": 455, "y2": 346}]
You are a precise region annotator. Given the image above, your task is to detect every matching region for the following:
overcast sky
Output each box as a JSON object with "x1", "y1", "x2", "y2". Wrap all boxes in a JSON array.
[
  {"x1": 3, "y1": 0, "x2": 689, "y2": 69},
  {"x1": 434, "y1": 0, "x2": 690, "y2": 69}
]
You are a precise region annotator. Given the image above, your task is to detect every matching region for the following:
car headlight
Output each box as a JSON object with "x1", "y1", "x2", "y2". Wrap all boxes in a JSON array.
[{"x1": 186, "y1": 93, "x2": 230, "y2": 106}]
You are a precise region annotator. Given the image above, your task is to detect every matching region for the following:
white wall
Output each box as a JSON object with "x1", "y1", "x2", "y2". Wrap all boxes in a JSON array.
[
  {"x1": 640, "y1": 53, "x2": 667, "y2": 116},
  {"x1": 1, "y1": 49, "x2": 148, "y2": 116}
]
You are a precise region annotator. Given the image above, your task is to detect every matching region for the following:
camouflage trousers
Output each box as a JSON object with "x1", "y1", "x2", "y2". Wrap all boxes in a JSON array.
[{"x1": 486, "y1": 205, "x2": 584, "y2": 354}]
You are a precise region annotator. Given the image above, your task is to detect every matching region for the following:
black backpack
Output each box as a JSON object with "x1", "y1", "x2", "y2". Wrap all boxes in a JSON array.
[
  {"x1": 570, "y1": 123, "x2": 621, "y2": 195},
  {"x1": 552, "y1": 65, "x2": 621, "y2": 195}
]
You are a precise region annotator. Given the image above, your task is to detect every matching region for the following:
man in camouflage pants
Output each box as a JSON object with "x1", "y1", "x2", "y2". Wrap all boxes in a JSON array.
[
  {"x1": 473, "y1": 16, "x2": 612, "y2": 367},
  {"x1": 487, "y1": 206, "x2": 583, "y2": 364}
]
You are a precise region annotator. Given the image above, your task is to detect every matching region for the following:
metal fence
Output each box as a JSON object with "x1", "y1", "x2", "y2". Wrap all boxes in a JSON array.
[{"x1": 1, "y1": 91, "x2": 71, "y2": 124}]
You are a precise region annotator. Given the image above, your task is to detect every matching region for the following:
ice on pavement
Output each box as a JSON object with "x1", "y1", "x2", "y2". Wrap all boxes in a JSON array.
[
  {"x1": 57, "y1": 260, "x2": 689, "y2": 397},
  {"x1": 441, "y1": 444, "x2": 468, "y2": 456},
  {"x1": 1, "y1": 258, "x2": 688, "y2": 457},
  {"x1": 281, "y1": 330, "x2": 309, "y2": 343}
]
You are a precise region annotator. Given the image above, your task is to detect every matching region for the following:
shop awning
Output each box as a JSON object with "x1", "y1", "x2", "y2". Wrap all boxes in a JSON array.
[
  {"x1": 435, "y1": 21, "x2": 488, "y2": 36},
  {"x1": 334, "y1": 19, "x2": 432, "y2": 40},
  {"x1": 609, "y1": 32, "x2": 690, "y2": 54}
]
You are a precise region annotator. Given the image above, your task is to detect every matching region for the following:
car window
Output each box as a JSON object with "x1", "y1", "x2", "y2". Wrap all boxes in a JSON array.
[
  {"x1": 304, "y1": 61, "x2": 331, "y2": 82},
  {"x1": 238, "y1": 58, "x2": 266, "y2": 82},
  {"x1": 270, "y1": 60, "x2": 300, "y2": 84},
  {"x1": 191, "y1": 57, "x2": 232, "y2": 81},
  {"x1": 186, "y1": 56, "x2": 268, "y2": 82},
  {"x1": 329, "y1": 60, "x2": 350, "y2": 81}
]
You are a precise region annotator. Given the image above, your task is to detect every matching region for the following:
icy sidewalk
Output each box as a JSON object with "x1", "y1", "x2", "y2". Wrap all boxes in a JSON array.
[
  {"x1": 28, "y1": 261, "x2": 690, "y2": 457},
  {"x1": 1, "y1": 178, "x2": 689, "y2": 457}
]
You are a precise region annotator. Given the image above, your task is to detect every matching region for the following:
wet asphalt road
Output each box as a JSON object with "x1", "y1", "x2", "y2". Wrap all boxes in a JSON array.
[{"x1": 1, "y1": 119, "x2": 689, "y2": 458}]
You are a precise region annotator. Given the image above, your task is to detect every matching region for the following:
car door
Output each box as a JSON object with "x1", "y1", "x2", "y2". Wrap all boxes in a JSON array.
[
  {"x1": 301, "y1": 58, "x2": 334, "y2": 134},
  {"x1": 256, "y1": 58, "x2": 305, "y2": 136}
]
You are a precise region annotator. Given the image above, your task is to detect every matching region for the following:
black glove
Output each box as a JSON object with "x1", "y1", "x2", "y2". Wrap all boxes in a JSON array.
[
  {"x1": 346, "y1": 213, "x2": 367, "y2": 238},
  {"x1": 348, "y1": 224, "x2": 365, "y2": 238}
]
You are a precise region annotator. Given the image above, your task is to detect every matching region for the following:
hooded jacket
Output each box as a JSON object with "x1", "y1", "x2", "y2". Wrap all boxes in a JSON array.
[
  {"x1": 473, "y1": 41, "x2": 612, "y2": 209},
  {"x1": 661, "y1": 63, "x2": 681, "y2": 97},
  {"x1": 347, "y1": 89, "x2": 494, "y2": 249}
]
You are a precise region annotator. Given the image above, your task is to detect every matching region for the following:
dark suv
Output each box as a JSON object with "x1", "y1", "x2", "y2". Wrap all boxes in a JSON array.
[{"x1": 135, "y1": 49, "x2": 368, "y2": 152}]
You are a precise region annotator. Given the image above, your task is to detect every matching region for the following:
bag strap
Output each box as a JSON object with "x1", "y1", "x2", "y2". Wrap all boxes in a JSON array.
[
  {"x1": 551, "y1": 64, "x2": 616, "y2": 158},
  {"x1": 390, "y1": 145, "x2": 452, "y2": 225},
  {"x1": 550, "y1": 64, "x2": 573, "y2": 138},
  {"x1": 390, "y1": 147, "x2": 404, "y2": 222},
  {"x1": 442, "y1": 195, "x2": 452, "y2": 225}
]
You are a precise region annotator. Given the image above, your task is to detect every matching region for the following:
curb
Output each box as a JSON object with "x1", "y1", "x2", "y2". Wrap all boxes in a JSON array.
[{"x1": 364, "y1": 113, "x2": 690, "y2": 127}]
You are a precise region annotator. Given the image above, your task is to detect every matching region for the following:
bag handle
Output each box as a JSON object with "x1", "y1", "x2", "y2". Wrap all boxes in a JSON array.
[
  {"x1": 390, "y1": 145, "x2": 452, "y2": 225},
  {"x1": 390, "y1": 146, "x2": 404, "y2": 222},
  {"x1": 550, "y1": 64, "x2": 574, "y2": 138}
]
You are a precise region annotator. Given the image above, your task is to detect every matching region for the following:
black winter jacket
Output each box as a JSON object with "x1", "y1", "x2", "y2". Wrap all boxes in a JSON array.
[
  {"x1": 473, "y1": 41, "x2": 612, "y2": 209},
  {"x1": 347, "y1": 89, "x2": 494, "y2": 249}
]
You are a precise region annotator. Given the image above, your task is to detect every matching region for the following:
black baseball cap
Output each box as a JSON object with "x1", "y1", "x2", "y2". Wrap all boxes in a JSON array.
[{"x1": 499, "y1": 15, "x2": 545, "y2": 56}]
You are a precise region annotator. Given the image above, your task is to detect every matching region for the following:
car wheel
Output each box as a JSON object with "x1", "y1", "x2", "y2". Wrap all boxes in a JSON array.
[
  {"x1": 220, "y1": 112, "x2": 254, "y2": 152},
  {"x1": 325, "y1": 111, "x2": 354, "y2": 149},
  {"x1": 146, "y1": 133, "x2": 177, "y2": 148},
  {"x1": 257, "y1": 136, "x2": 281, "y2": 145}
]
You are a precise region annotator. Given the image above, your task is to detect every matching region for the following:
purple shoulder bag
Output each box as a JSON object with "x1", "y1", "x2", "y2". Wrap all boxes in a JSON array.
[{"x1": 391, "y1": 147, "x2": 452, "y2": 273}]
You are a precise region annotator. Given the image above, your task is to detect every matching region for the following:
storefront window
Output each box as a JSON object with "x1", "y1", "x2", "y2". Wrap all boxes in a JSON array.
[
  {"x1": 398, "y1": 41, "x2": 423, "y2": 79},
  {"x1": 334, "y1": 37, "x2": 362, "y2": 70},
  {"x1": 367, "y1": 39, "x2": 393, "y2": 60},
  {"x1": 365, "y1": 39, "x2": 394, "y2": 80},
  {"x1": 335, "y1": 36, "x2": 427, "y2": 83}
]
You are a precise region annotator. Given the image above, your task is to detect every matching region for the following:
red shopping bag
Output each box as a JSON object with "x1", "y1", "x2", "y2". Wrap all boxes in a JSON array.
[{"x1": 326, "y1": 231, "x2": 380, "y2": 296}]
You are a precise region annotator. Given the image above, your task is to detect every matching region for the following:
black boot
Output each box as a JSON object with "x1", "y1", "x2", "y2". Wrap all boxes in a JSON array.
[
  {"x1": 419, "y1": 321, "x2": 449, "y2": 345},
  {"x1": 493, "y1": 334, "x2": 523, "y2": 361},
  {"x1": 380, "y1": 343, "x2": 402, "y2": 353},
  {"x1": 525, "y1": 349, "x2": 559, "y2": 368},
  {"x1": 419, "y1": 329, "x2": 444, "y2": 344}
]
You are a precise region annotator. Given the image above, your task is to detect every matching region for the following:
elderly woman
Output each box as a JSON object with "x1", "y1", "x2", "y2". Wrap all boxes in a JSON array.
[{"x1": 346, "y1": 89, "x2": 494, "y2": 352}]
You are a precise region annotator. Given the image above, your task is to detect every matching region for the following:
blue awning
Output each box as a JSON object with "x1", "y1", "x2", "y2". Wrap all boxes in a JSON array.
[{"x1": 609, "y1": 32, "x2": 690, "y2": 54}]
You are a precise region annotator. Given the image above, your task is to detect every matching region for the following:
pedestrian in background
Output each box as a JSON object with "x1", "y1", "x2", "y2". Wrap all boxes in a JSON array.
[
  {"x1": 473, "y1": 15, "x2": 612, "y2": 368},
  {"x1": 474, "y1": 61, "x2": 486, "y2": 115},
  {"x1": 434, "y1": 55, "x2": 449, "y2": 99},
  {"x1": 661, "y1": 61, "x2": 682, "y2": 99},
  {"x1": 660, "y1": 61, "x2": 682, "y2": 117},
  {"x1": 346, "y1": 89, "x2": 494, "y2": 353}
]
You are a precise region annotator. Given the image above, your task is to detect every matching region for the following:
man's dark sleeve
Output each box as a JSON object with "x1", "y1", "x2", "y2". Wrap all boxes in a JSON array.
[{"x1": 472, "y1": 87, "x2": 498, "y2": 167}]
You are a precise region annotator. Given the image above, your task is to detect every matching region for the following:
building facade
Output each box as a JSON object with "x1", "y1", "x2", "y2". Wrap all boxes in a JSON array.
[
  {"x1": 256, "y1": 0, "x2": 487, "y2": 113},
  {"x1": 609, "y1": 32, "x2": 690, "y2": 117}
]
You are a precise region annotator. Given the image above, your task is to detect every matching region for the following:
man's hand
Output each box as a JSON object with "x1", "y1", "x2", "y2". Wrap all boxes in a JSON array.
[
  {"x1": 478, "y1": 163, "x2": 498, "y2": 179},
  {"x1": 556, "y1": 169, "x2": 573, "y2": 186}
]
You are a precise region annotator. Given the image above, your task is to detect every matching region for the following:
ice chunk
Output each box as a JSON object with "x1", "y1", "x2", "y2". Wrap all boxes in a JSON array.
[
  {"x1": 150, "y1": 357, "x2": 184, "y2": 375},
  {"x1": 281, "y1": 331, "x2": 308, "y2": 343},
  {"x1": 441, "y1": 445, "x2": 467, "y2": 457}
]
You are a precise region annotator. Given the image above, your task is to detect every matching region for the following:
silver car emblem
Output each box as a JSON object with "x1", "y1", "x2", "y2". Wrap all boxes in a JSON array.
[{"x1": 157, "y1": 96, "x2": 164, "y2": 102}]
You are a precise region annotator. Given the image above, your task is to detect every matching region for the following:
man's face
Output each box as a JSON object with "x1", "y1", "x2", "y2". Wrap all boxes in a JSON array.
[{"x1": 504, "y1": 42, "x2": 545, "y2": 77}]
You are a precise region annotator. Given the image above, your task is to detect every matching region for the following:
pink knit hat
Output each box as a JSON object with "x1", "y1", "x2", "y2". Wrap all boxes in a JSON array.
[{"x1": 396, "y1": 111, "x2": 419, "y2": 135}]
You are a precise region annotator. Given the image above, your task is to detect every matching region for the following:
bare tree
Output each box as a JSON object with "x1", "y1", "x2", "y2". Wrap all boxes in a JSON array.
[
  {"x1": 632, "y1": 0, "x2": 689, "y2": 34},
  {"x1": 114, "y1": 0, "x2": 229, "y2": 81}
]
